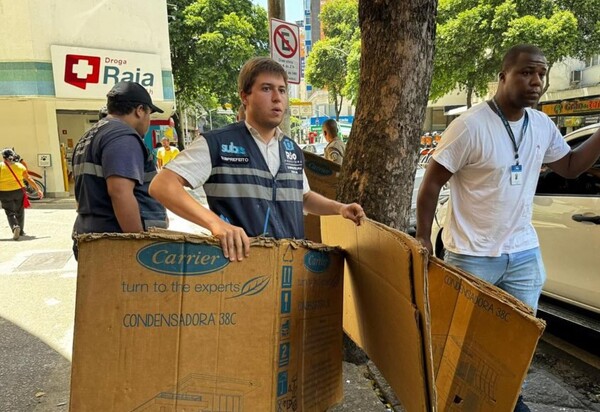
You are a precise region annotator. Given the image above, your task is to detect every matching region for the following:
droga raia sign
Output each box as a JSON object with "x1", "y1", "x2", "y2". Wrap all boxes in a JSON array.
[{"x1": 50, "y1": 45, "x2": 163, "y2": 100}]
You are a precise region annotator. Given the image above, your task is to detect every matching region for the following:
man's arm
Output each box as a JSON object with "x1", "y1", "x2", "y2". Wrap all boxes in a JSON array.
[
  {"x1": 415, "y1": 160, "x2": 453, "y2": 254},
  {"x1": 149, "y1": 169, "x2": 250, "y2": 261},
  {"x1": 303, "y1": 190, "x2": 364, "y2": 225},
  {"x1": 547, "y1": 128, "x2": 600, "y2": 178},
  {"x1": 106, "y1": 176, "x2": 144, "y2": 232}
]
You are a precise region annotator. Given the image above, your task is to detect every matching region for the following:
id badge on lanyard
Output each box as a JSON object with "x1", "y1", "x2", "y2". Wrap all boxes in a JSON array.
[
  {"x1": 489, "y1": 99, "x2": 528, "y2": 186},
  {"x1": 510, "y1": 164, "x2": 522, "y2": 185}
]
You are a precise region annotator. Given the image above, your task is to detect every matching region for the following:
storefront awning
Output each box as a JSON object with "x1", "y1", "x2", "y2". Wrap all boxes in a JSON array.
[{"x1": 445, "y1": 105, "x2": 468, "y2": 116}]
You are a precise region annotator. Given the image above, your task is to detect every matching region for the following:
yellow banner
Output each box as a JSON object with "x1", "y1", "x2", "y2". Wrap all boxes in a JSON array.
[{"x1": 542, "y1": 99, "x2": 600, "y2": 116}]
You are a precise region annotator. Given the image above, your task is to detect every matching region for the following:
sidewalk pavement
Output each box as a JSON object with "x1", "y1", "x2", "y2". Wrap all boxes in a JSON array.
[
  {"x1": 2, "y1": 200, "x2": 599, "y2": 411},
  {"x1": 0, "y1": 200, "x2": 393, "y2": 412}
]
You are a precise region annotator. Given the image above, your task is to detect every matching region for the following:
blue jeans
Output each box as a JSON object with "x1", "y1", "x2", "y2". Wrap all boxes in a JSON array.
[{"x1": 445, "y1": 247, "x2": 546, "y2": 314}]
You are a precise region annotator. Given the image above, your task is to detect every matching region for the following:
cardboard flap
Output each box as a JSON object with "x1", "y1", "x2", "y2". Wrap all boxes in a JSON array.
[
  {"x1": 321, "y1": 216, "x2": 430, "y2": 411},
  {"x1": 303, "y1": 151, "x2": 341, "y2": 200},
  {"x1": 321, "y1": 216, "x2": 546, "y2": 412},
  {"x1": 78, "y1": 230, "x2": 340, "y2": 251},
  {"x1": 428, "y1": 259, "x2": 545, "y2": 411}
]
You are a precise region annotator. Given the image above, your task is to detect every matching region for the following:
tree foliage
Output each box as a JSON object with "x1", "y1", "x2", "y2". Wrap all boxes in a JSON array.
[
  {"x1": 168, "y1": 0, "x2": 269, "y2": 110},
  {"x1": 305, "y1": 39, "x2": 348, "y2": 119},
  {"x1": 431, "y1": 0, "x2": 600, "y2": 106},
  {"x1": 305, "y1": 0, "x2": 359, "y2": 119},
  {"x1": 343, "y1": 39, "x2": 362, "y2": 106}
]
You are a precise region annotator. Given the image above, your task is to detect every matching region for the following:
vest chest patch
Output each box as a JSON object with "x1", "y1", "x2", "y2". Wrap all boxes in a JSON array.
[
  {"x1": 219, "y1": 142, "x2": 250, "y2": 163},
  {"x1": 220, "y1": 154, "x2": 250, "y2": 164},
  {"x1": 283, "y1": 151, "x2": 303, "y2": 172},
  {"x1": 282, "y1": 139, "x2": 302, "y2": 172}
]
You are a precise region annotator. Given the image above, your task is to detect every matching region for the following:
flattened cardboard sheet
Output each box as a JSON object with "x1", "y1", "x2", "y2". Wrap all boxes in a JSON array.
[{"x1": 321, "y1": 216, "x2": 545, "y2": 411}]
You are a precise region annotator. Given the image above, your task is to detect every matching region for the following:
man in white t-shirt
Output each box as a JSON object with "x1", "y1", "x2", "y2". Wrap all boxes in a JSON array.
[
  {"x1": 416, "y1": 45, "x2": 600, "y2": 411},
  {"x1": 149, "y1": 57, "x2": 365, "y2": 262}
]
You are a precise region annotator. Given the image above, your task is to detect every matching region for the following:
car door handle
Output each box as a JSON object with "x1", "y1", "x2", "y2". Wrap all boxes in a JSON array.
[{"x1": 572, "y1": 214, "x2": 600, "y2": 224}]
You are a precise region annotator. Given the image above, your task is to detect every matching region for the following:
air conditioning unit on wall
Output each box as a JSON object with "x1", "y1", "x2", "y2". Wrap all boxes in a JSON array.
[{"x1": 570, "y1": 70, "x2": 582, "y2": 84}]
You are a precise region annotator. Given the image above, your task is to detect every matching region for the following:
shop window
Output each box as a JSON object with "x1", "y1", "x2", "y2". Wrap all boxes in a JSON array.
[
  {"x1": 586, "y1": 55, "x2": 600, "y2": 67},
  {"x1": 536, "y1": 135, "x2": 600, "y2": 196},
  {"x1": 431, "y1": 107, "x2": 447, "y2": 131}
]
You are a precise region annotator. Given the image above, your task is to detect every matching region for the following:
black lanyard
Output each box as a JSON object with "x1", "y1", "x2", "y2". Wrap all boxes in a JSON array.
[{"x1": 490, "y1": 99, "x2": 529, "y2": 166}]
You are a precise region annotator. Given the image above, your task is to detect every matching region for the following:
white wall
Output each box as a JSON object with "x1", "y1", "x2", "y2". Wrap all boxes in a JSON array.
[{"x1": 0, "y1": 0, "x2": 171, "y2": 68}]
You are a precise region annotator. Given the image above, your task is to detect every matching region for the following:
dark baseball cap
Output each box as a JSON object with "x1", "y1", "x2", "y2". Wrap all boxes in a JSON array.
[{"x1": 107, "y1": 81, "x2": 164, "y2": 113}]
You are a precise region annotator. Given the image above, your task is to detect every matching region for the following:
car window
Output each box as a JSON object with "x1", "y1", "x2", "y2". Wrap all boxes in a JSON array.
[{"x1": 536, "y1": 133, "x2": 600, "y2": 196}]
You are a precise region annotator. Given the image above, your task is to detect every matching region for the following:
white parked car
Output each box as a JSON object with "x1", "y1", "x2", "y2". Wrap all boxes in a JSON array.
[{"x1": 431, "y1": 124, "x2": 600, "y2": 314}]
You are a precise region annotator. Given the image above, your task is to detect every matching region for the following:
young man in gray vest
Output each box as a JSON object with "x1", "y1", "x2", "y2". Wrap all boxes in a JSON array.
[{"x1": 149, "y1": 57, "x2": 364, "y2": 261}]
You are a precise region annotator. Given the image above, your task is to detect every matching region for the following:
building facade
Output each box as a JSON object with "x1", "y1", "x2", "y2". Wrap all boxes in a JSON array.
[{"x1": 0, "y1": 0, "x2": 175, "y2": 197}]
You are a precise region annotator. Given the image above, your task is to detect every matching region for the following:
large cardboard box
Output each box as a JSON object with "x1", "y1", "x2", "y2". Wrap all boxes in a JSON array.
[
  {"x1": 321, "y1": 217, "x2": 546, "y2": 411},
  {"x1": 70, "y1": 233, "x2": 344, "y2": 412},
  {"x1": 302, "y1": 151, "x2": 341, "y2": 243}
]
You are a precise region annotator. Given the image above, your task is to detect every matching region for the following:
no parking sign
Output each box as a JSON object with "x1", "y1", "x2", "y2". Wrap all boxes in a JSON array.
[{"x1": 270, "y1": 18, "x2": 301, "y2": 84}]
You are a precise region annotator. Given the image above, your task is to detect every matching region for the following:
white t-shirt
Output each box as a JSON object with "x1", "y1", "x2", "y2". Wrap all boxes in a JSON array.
[
  {"x1": 166, "y1": 122, "x2": 310, "y2": 194},
  {"x1": 433, "y1": 102, "x2": 570, "y2": 256}
]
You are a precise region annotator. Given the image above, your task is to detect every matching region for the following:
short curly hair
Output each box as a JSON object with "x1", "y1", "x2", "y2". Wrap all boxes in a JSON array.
[{"x1": 2, "y1": 148, "x2": 17, "y2": 161}]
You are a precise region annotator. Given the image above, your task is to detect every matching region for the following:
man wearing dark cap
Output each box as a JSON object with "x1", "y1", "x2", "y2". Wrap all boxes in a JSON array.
[{"x1": 71, "y1": 81, "x2": 168, "y2": 258}]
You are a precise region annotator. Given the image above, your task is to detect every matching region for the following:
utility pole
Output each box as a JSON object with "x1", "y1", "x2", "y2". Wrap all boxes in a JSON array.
[
  {"x1": 267, "y1": 0, "x2": 284, "y2": 20},
  {"x1": 267, "y1": 0, "x2": 291, "y2": 136}
]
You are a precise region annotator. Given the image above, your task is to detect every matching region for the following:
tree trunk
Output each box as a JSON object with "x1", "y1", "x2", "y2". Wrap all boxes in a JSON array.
[
  {"x1": 338, "y1": 0, "x2": 438, "y2": 231},
  {"x1": 267, "y1": 0, "x2": 284, "y2": 20},
  {"x1": 334, "y1": 92, "x2": 343, "y2": 121},
  {"x1": 466, "y1": 84, "x2": 473, "y2": 109},
  {"x1": 172, "y1": 111, "x2": 185, "y2": 151},
  {"x1": 542, "y1": 64, "x2": 552, "y2": 96}
]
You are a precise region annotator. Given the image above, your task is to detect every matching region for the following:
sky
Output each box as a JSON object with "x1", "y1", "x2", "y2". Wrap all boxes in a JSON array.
[{"x1": 253, "y1": 0, "x2": 304, "y2": 24}]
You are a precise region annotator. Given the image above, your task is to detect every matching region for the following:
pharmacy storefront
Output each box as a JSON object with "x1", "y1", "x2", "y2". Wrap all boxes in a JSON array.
[
  {"x1": 0, "y1": 0, "x2": 175, "y2": 197},
  {"x1": 50, "y1": 46, "x2": 173, "y2": 190}
]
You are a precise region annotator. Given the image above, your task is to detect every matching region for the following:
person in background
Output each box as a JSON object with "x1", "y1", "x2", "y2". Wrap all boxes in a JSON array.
[
  {"x1": 72, "y1": 81, "x2": 168, "y2": 258},
  {"x1": 0, "y1": 148, "x2": 43, "y2": 240},
  {"x1": 416, "y1": 44, "x2": 600, "y2": 412},
  {"x1": 322, "y1": 118, "x2": 346, "y2": 165},
  {"x1": 149, "y1": 57, "x2": 364, "y2": 261},
  {"x1": 156, "y1": 137, "x2": 180, "y2": 170}
]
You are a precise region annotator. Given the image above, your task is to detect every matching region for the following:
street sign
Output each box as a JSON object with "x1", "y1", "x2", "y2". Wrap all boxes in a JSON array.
[
  {"x1": 290, "y1": 102, "x2": 312, "y2": 117},
  {"x1": 270, "y1": 18, "x2": 301, "y2": 84}
]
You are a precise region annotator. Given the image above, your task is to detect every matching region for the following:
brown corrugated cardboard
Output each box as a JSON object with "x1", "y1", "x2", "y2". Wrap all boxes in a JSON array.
[
  {"x1": 321, "y1": 216, "x2": 545, "y2": 411},
  {"x1": 303, "y1": 151, "x2": 341, "y2": 243},
  {"x1": 303, "y1": 151, "x2": 340, "y2": 200},
  {"x1": 70, "y1": 233, "x2": 344, "y2": 412}
]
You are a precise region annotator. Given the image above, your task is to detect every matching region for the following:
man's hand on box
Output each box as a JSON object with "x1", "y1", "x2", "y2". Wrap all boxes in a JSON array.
[
  {"x1": 340, "y1": 203, "x2": 365, "y2": 226},
  {"x1": 210, "y1": 220, "x2": 250, "y2": 262},
  {"x1": 416, "y1": 236, "x2": 434, "y2": 255}
]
